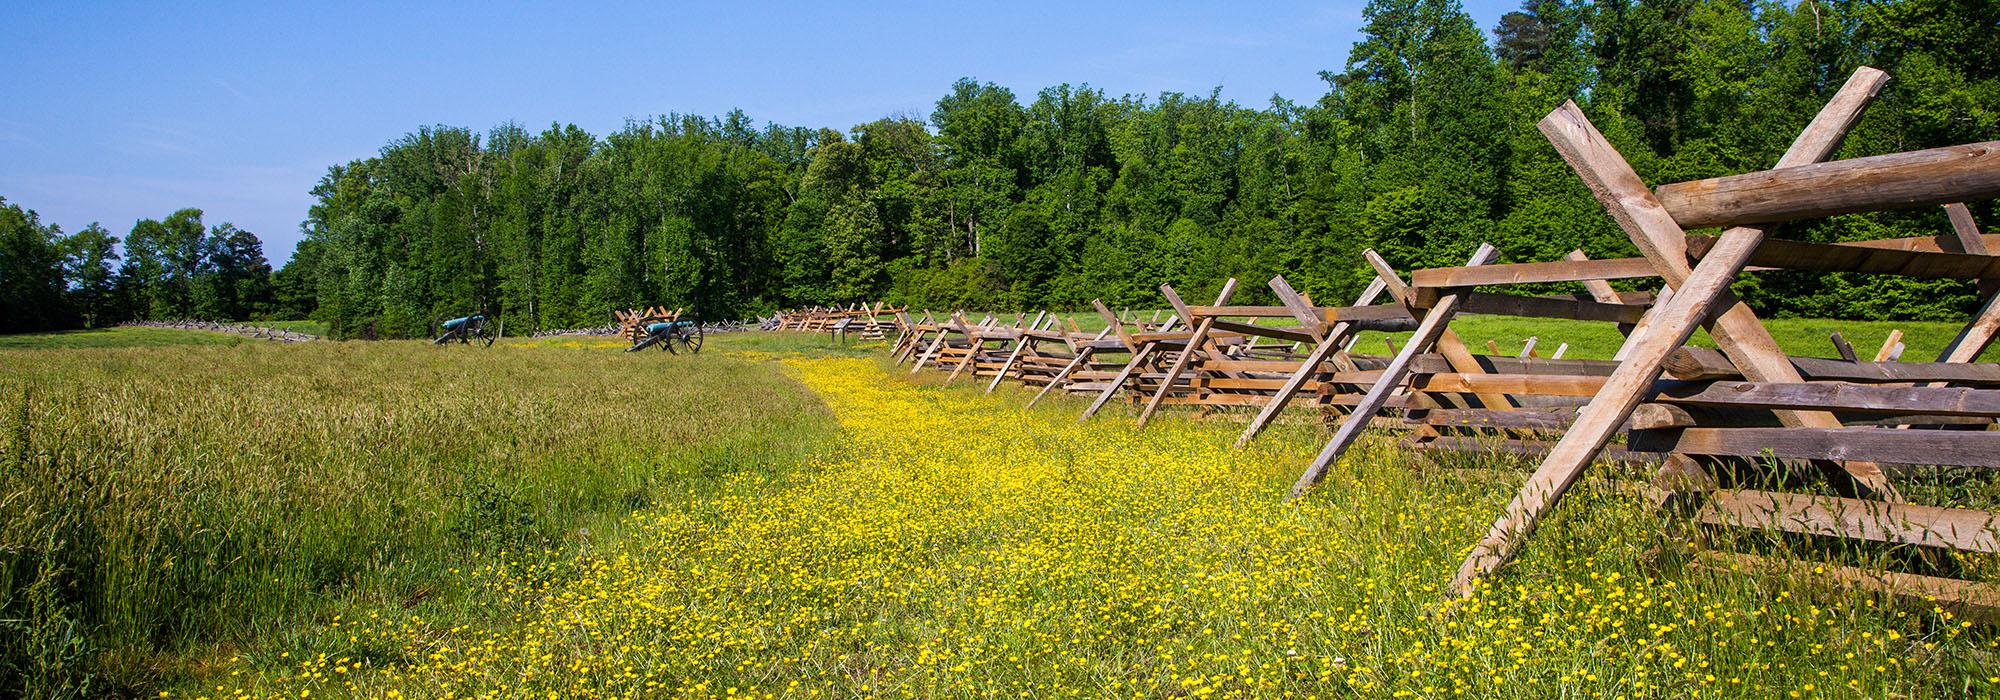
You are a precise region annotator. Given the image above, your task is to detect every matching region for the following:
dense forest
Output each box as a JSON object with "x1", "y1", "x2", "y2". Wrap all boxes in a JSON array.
[
  {"x1": 5, "y1": 0, "x2": 1997, "y2": 338},
  {"x1": 0, "y1": 202, "x2": 283, "y2": 333}
]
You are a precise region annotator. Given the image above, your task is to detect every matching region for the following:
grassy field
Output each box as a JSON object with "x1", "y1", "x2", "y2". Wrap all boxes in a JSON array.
[
  {"x1": 3, "y1": 327, "x2": 1997, "y2": 698},
  {"x1": 0, "y1": 333, "x2": 838, "y2": 696},
  {"x1": 0, "y1": 326, "x2": 253, "y2": 349},
  {"x1": 0, "y1": 320, "x2": 325, "y2": 350}
]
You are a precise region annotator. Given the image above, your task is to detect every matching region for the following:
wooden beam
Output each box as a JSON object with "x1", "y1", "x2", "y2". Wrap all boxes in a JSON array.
[
  {"x1": 1830, "y1": 332, "x2": 1860, "y2": 362},
  {"x1": 1366, "y1": 249, "x2": 1516, "y2": 410},
  {"x1": 1452, "y1": 67, "x2": 1894, "y2": 597},
  {"x1": 1937, "y1": 284, "x2": 2000, "y2": 366},
  {"x1": 1622, "y1": 404, "x2": 1994, "y2": 430},
  {"x1": 1234, "y1": 279, "x2": 1391, "y2": 447},
  {"x1": 1932, "y1": 206, "x2": 2000, "y2": 367},
  {"x1": 1293, "y1": 244, "x2": 1501, "y2": 496},
  {"x1": 942, "y1": 313, "x2": 989, "y2": 384},
  {"x1": 1686, "y1": 235, "x2": 2000, "y2": 280},
  {"x1": 1873, "y1": 329, "x2": 1904, "y2": 363},
  {"x1": 1187, "y1": 305, "x2": 1307, "y2": 318},
  {"x1": 1092, "y1": 299, "x2": 1136, "y2": 351},
  {"x1": 1323, "y1": 304, "x2": 1420, "y2": 325},
  {"x1": 1028, "y1": 346, "x2": 1094, "y2": 408},
  {"x1": 1567, "y1": 251, "x2": 1625, "y2": 306},
  {"x1": 1697, "y1": 489, "x2": 2000, "y2": 553},
  {"x1": 1410, "y1": 355, "x2": 1620, "y2": 377},
  {"x1": 1138, "y1": 280, "x2": 1240, "y2": 428},
  {"x1": 1271, "y1": 274, "x2": 1341, "y2": 341},
  {"x1": 909, "y1": 316, "x2": 962, "y2": 374},
  {"x1": 1650, "y1": 379, "x2": 2000, "y2": 416},
  {"x1": 1627, "y1": 426, "x2": 2000, "y2": 469},
  {"x1": 1654, "y1": 141, "x2": 2000, "y2": 229},
  {"x1": 1412, "y1": 373, "x2": 1606, "y2": 397},
  {"x1": 1453, "y1": 292, "x2": 1648, "y2": 324},
  {"x1": 985, "y1": 311, "x2": 1045, "y2": 393},
  {"x1": 1664, "y1": 347, "x2": 2000, "y2": 384},
  {"x1": 1689, "y1": 550, "x2": 2000, "y2": 622},
  {"x1": 1079, "y1": 342, "x2": 1155, "y2": 421},
  {"x1": 1411, "y1": 256, "x2": 1661, "y2": 291},
  {"x1": 1832, "y1": 230, "x2": 2000, "y2": 253},
  {"x1": 1407, "y1": 407, "x2": 1577, "y2": 431},
  {"x1": 1206, "y1": 319, "x2": 1319, "y2": 344}
]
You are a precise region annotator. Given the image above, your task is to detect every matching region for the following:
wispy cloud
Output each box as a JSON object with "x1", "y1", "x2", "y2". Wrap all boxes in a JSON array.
[
  {"x1": 127, "y1": 137, "x2": 199, "y2": 156},
  {"x1": 0, "y1": 118, "x2": 34, "y2": 146},
  {"x1": 212, "y1": 76, "x2": 259, "y2": 105},
  {"x1": 4, "y1": 163, "x2": 321, "y2": 257},
  {"x1": 115, "y1": 122, "x2": 202, "y2": 157}
]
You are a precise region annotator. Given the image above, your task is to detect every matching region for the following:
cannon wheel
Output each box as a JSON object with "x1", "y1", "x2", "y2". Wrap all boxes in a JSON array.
[
  {"x1": 477, "y1": 317, "x2": 502, "y2": 347},
  {"x1": 429, "y1": 315, "x2": 452, "y2": 345},
  {"x1": 670, "y1": 323, "x2": 703, "y2": 354}
]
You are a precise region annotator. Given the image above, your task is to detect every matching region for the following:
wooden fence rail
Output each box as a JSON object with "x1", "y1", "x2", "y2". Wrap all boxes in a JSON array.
[{"x1": 822, "y1": 65, "x2": 2000, "y2": 619}]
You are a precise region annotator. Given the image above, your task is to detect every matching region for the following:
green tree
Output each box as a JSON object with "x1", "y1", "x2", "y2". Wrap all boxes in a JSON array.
[
  {"x1": 0, "y1": 197, "x2": 73, "y2": 332},
  {"x1": 270, "y1": 237, "x2": 323, "y2": 320},
  {"x1": 120, "y1": 208, "x2": 210, "y2": 319},
  {"x1": 197, "y1": 224, "x2": 274, "y2": 320},
  {"x1": 1338, "y1": 0, "x2": 1509, "y2": 271},
  {"x1": 59, "y1": 223, "x2": 121, "y2": 327},
  {"x1": 932, "y1": 79, "x2": 1026, "y2": 259}
]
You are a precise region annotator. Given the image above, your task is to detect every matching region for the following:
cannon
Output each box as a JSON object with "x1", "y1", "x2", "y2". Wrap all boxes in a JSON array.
[
  {"x1": 430, "y1": 313, "x2": 502, "y2": 346},
  {"x1": 614, "y1": 306, "x2": 702, "y2": 354},
  {"x1": 624, "y1": 318, "x2": 703, "y2": 353}
]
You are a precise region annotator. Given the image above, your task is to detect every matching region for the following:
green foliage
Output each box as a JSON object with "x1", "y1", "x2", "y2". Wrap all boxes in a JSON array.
[
  {"x1": 11, "y1": 0, "x2": 2000, "y2": 337},
  {"x1": 56, "y1": 225, "x2": 119, "y2": 328},
  {"x1": 0, "y1": 198, "x2": 73, "y2": 333},
  {"x1": 0, "y1": 200, "x2": 279, "y2": 333},
  {"x1": 703, "y1": 0, "x2": 1995, "y2": 319}
]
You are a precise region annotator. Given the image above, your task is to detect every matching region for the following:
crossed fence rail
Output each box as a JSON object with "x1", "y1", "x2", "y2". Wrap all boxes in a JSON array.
[{"x1": 821, "y1": 65, "x2": 2000, "y2": 620}]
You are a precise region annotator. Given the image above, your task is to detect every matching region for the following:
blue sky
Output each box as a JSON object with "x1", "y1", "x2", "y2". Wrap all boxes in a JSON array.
[{"x1": 1, "y1": 1, "x2": 1516, "y2": 263}]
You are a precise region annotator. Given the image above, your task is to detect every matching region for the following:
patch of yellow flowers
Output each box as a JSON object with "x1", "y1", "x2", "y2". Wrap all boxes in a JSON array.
[{"x1": 201, "y1": 357, "x2": 1996, "y2": 698}]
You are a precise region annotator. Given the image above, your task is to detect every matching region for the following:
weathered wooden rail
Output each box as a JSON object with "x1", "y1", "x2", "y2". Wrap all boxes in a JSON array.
[
  {"x1": 877, "y1": 64, "x2": 2000, "y2": 619},
  {"x1": 773, "y1": 303, "x2": 907, "y2": 340},
  {"x1": 1433, "y1": 66, "x2": 2000, "y2": 617}
]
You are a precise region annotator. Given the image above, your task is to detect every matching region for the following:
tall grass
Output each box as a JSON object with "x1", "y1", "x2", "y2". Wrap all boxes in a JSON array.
[
  {"x1": 0, "y1": 327, "x2": 250, "y2": 350},
  {"x1": 206, "y1": 352, "x2": 1998, "y2": 698},
  {"x1": 0, "y1": 338, "x2": 836, "y2": 695},
  {"x1": 7, "y1": 329, "x2": 1997, "y2": 697}
]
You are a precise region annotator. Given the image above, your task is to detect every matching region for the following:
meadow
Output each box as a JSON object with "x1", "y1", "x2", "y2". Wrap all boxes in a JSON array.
[
  {"x1": 0, "y1": 334, "x2": 836, "y2": 696},
  {"x1": 0, "y1": 326, "x2": 256, "y2": 349},
  {"x1": 1, "y1": 328, "x2": 1995, "y2": 698}
]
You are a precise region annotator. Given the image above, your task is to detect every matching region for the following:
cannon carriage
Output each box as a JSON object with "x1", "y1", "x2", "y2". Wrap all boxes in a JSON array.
[
  {"x1": 430, "y1": 312, "x2": 502, "y2": 346},
  {"x1": 615, "y1": 306, "x2": 703, "y2": 354}
]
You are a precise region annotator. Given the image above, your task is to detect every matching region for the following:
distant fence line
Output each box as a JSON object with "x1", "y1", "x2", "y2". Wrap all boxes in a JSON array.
[
  {"x1": 121, "y1": 320, "x2": 321, "y2": 342},
  {"x1": 532, "y1": 320, "x2": 752, "y2": 339}
]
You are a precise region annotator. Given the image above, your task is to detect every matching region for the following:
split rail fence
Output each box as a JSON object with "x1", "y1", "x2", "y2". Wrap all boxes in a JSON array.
[{"x1": 776, "y1": 65, "x2": 2000, "y2": 617}]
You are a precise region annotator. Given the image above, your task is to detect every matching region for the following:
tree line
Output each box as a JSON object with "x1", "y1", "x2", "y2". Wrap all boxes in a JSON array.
[
  {"x1": 5, "y1": 0, "x2": 1995, "y2": 338},
  {"x1": 0, "y1": 201, "x2": 296, "y2": 333}
]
